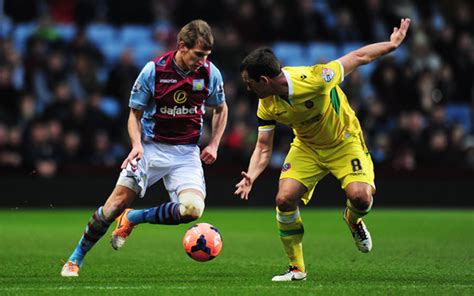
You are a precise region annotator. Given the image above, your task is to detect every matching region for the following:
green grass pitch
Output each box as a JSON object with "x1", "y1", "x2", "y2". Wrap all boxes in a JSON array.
[{"x1": 0, "y1": 208, "x2": 472, "y2": 295}]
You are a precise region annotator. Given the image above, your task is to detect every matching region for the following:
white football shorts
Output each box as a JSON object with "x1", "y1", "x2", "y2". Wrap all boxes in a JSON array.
[{"x1": 116, "y1": 140, "x2": 206, "y2": 201}]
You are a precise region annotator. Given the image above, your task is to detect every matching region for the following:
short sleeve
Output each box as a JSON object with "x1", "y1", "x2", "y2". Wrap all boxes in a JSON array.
[
  {"x1": 205, "y1": 63, "x2": 226, "y2": 107},
  {"x1": 313, "y1": 60, "x2": 344, "y2": 93},
  {"x1": 257, "y1": 100, "x2": 276, "y2": 131},
  {"x1": 129, "y1": 61, "x2": 155, "y2": 110}
]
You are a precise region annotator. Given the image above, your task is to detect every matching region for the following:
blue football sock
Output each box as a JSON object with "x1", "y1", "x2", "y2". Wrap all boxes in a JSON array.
[
  {"x1": 127, "y1": 202, "x2": 182, "y2": 225},
  {"x1": 68, "y1": 207, "x2": 111, "y2": 266}
]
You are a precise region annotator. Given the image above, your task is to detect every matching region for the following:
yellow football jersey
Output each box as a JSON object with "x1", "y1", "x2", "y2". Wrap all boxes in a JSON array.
[{"x1": 257, "y1": 60, "x2": 362, "y2": 149}]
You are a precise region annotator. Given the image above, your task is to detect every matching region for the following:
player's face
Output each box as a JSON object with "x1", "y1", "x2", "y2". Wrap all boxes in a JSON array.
[
  {"x1": 178, "y1": 41, "x2": 211, "y2": 72},
  {"x1": 241, "y1": 70, "x2": 269, "y2": 98}
]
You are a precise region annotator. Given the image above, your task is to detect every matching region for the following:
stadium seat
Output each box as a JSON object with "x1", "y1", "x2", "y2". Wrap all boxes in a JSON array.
[
  {"x1": 121, "y1": 25, "x2": 153, "y2": 47},
  {"x1": 13, "y1": 22, "x2": 37, "y2": 54},
  {"x1": 132, "y1": 42, "x2": 164, "y2": 67},
  {"x1": 358, "y1": 61, "x2": 378, "y2": 79},
  {"x1": 0, "y1": 17, "x2": 12, "y2": 38},
  {"x1": 100, "y1": 42, "x2": 126, "y2": 66},
  {"x1": 312, "y1": 1, "x2": 337, "y2": 29},
  {"x1": 341, "y1": 42, "x2": 365, "y2": 54},
  {"x1": 54, "y1": 24, "x2": 76, "y2": 41},
  {"x1": 446, "y1": 104, "x2": 472, "y2": 133},
  {"x1": 308, "y1": 42, "x2": 339, "y2": 63},
  {"x1": 388, "y1": 45, "x2": 408, "y2": 63},
  {"x1": 272, "y1": 42, "x2": 306, "y2": 66},
  {"x1": 85, "y1": 24, "x2": 118, "y2": 48},
  {"x1": 100, "y1": 96, "x2": 121, "y2": 118}
]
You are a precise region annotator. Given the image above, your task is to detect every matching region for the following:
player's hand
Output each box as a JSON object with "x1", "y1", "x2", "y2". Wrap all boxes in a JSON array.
[
  {"x1": 234, "y1": 171, "x2": 253, "y2": 200},
  {"x1": 121, "y1": 146, "x2": 144, "y2": 170},
  {"x1": 200, "y1": 145, "x2": 218, "y2": 165},
  {"x1": 390, "y1": 18, "x2": 411, "y2": 48}
]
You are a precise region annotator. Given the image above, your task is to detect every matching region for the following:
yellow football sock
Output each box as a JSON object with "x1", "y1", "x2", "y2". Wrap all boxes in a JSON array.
[
  {"x1": 345, "y1": 199, "x2": 372, "y2": 224},
  {"x1": 276, "y1": 207, "x2": 305, "y2": 272}
]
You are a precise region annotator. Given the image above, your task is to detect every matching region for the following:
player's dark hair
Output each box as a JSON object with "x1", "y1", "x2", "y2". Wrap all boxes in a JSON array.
[
  {"x1": 177, "y1": 19, "x2": 214, "y2": 50},
  {"x1": 240, "y1": 48, "x2": 281, "y2": 82}
]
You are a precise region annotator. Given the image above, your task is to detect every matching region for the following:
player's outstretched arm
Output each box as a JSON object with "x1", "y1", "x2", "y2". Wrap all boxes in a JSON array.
[
  {"x1": 121, "y1": 108, "x2": 144, "y2": 169},
  {"x1": 234, "y1": 129, "x2": 274, "y2": 200},
  {"x1": 201, "y1": 102, "x2": 228, "y2": 165},
  {"x1": 339, "y1": 18, "x2": 411, "y2": 76}
]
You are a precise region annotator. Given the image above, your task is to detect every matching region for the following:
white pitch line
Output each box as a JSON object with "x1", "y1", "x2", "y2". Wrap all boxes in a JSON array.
[{"x1": 0, "y1": 286, "x2": 152, "y2": 291}]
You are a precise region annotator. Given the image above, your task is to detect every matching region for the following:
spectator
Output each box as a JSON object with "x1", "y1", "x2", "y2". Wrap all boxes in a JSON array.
[
  {"x1": 60, "y1": 130, "x2": 84, "y2": 167},
  {"x1": 2, "y1": 0, "x2": 473, "y2": 175},
  {"x1": 105, "y1": 49, "x2": 139, "y2": 115},
  {"x1": 0, "y1": 64, "x2": 20, "y2": 124}
]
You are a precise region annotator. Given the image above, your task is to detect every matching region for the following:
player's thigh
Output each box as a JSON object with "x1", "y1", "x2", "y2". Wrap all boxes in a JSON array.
[
  {"x1": 163, "y1": 159, "x2": 206, "y2": 202},
  {"x1": 279, "y1": 143, "x2": 328, "y2": 205},
  {"x1": 325, "y1": 134, "x2": 375, "y2": 192},
  {"x1": 117, "y1": 141, "x2": 171, "y2": 198}
]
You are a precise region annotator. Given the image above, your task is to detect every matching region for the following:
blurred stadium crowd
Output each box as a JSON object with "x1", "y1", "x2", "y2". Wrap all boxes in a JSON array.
[{"x1": 0, "y1": 0, "x2": 472, "y2": 177}]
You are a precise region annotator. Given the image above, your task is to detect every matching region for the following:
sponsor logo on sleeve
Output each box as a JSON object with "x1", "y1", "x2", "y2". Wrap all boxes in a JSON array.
[
  {"x1": 131, "y1": 81, "x2": 142, "y2": 93},
  {"x1": 322, "y1": 68, "x2": 335, "y2": 82},
  {"x1": 192, "y1": 79, "x2": 205, "y2": 91},
  {"x1": 217, "y1": 82, "x2": 224, "y2": 94}
]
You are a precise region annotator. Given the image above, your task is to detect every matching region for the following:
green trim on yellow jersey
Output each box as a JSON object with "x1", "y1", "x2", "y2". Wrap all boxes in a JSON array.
[{"x1": 330, "y1": 87, "x2": 340, "y2": 115}]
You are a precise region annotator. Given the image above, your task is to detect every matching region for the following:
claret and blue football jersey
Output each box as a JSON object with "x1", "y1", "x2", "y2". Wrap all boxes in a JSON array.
[{"x1": 130, "y1": 50, "x2": 226, "y2": 145}]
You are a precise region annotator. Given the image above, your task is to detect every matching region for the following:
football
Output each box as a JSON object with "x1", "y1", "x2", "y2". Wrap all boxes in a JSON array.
[{"x1": 183, "y1": 223, "x2": 223, "y2": 261}]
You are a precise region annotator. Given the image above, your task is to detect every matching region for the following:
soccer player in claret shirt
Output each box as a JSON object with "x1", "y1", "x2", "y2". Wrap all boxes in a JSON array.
[
  {"x1": 61, "y1": 19, "x2": 228, "y2": 277},
  {"x1": 235, "y1": 18, "x2": 411, "y2": 281}
]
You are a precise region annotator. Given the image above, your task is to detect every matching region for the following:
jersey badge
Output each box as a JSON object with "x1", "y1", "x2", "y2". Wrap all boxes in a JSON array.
[
  {"x1": 282, "y1": 162, "x2": 292, "y2": 172},
  {"x1": 131, "y1": 81, "x2": 142, "y2": 93},
  {"x1": 192, "y1": 79, "x2": 205, "y2": 91},
  {"x1": 322, "y1": 68, "x2": 334, "y2": 82}
]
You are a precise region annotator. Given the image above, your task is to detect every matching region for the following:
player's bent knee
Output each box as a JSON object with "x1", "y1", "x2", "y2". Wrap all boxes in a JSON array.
[
  {"x1": 275, "y1": 195, "x2": 297, "y2": 212},
  {"x1": 352, "y1": 196, "x2": 372, "y2": 211},
  {"x1": 178, "y1": 191, "x2": 205, "y2": 222},
  {"x1": 346, "y1": 187, "x2": 373, "y2": 210}
]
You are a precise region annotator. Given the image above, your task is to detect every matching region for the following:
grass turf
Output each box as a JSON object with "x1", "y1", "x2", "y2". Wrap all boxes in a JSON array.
[{"x1": 0, "y1": 208, "x2": 472, "y2": 295}]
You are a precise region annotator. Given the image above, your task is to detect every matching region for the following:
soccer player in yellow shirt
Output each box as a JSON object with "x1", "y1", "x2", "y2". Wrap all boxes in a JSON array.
[{"x1": 235, "y1": 18, "x2": 411, "y2": 281}]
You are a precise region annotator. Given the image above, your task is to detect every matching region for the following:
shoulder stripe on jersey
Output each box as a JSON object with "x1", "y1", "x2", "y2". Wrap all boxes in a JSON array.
[
  {"x1": 330, "y1": 87, "x2": 340, "y2": 115},
  {"x1": 258, "y1": 117, "x2": 276, "y2": 127}
]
